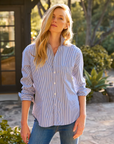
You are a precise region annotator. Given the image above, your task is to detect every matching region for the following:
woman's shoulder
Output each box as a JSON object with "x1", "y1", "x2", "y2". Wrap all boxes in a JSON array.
[
  {"x1": 65, "y1": 43, "x2": 82, "y2": 54},
  {"x1": 22, "y1": 43, "x2": 35, "y2": 56}
]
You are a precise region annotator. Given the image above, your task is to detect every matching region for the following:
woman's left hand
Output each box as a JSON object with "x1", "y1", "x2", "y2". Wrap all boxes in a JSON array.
[{"x1": 73, "y1": 114, "x2": 86, "y2": 139}]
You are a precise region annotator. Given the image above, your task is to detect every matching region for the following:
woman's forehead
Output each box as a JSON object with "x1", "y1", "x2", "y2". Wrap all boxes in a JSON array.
[{"x1": 53, "y1": 8, "x2": 66, "y2": 17}]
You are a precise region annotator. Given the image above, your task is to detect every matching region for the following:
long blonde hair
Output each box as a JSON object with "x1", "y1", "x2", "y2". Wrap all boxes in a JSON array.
[{"x1": 34, "y1": 4, "x2": 73, "y2": 69}]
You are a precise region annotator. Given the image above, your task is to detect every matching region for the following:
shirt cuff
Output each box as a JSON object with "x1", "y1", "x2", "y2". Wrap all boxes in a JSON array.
[
  {"x1": 77, "y1": 87, "x2": 91, "y2": 96},
  {"x1": 18, "y1": 92, "x2": 35, "y2": 103}
]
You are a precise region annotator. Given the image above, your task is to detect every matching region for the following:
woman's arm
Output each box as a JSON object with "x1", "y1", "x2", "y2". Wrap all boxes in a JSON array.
[
  {"x1": 21, "y1": 100, "x2": 31, "y2": 125},
  {"x1": 72, "y1": 46, "x2": 90, "y2": 139},
  {"x1": 19, "y1": 46, "x2": 35, "y2": 143},
  {"x1": 18, "y1": 46, "x2": 35, "y2": 102},
  {"x1": 73, "y1": 96, "x2": 86, "y2": 139},
  {"x1": 78, "y1": 96, "x2": 86, "y2": 116},
  {"x1": 21, "y1": 101, "x2": 31, "y2": 144}
]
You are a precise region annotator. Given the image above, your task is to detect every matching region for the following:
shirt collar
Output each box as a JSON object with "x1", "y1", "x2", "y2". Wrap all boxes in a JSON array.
[{"x1": 47, "y1": 35, "x2": 65, "y2": 49}]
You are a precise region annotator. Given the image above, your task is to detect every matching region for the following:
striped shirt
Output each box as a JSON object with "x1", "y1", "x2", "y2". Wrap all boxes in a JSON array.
[{"x1": 18, "y1": 35, "x2": 91, "y2": 127}]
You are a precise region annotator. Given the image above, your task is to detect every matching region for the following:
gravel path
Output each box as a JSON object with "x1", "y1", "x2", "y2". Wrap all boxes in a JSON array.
[
  {"x1": 0, "y1": 101, "x2": 114, "y2": 144},
  {"x1": 0, "y1": 69, "x2": 114, "y2": 144}
]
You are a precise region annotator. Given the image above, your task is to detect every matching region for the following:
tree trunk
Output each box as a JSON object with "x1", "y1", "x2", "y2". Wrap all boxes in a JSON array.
[
  {"x1": 86, "y1": 0, "x2": 93, "y2": 45},
  {"x1": 37, "y1": 0, "x2": 51, "y2": 19},
  {"x1": 90, "y1": 0, "x2": 111, "y2": 46},
  {"x1": 93, "y1": 26, "x2": 114, "y2": 46},
  {"x1": 68, "y1": 0, "x2": 71, "y2": 10}
]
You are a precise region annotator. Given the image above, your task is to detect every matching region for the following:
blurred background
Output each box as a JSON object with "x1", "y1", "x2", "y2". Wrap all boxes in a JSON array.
[
  {"x1": 0, "y1": 0, "x2": 114, "y2": 93},
  {"x1": 0, "y1": 1, "x2": 114, "y2": 144}
]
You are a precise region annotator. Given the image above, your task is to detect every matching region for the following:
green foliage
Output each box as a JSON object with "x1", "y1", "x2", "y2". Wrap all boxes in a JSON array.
[
  {"x1": 31, "y1": 5, "x2": 42, "y2": 41},
  {"x1": 1, "y1": 46, "x2": 15, "y2": 60},
  {"x1": 110, "y1": 52, "x2": 114, "y2": 69},
  {"x1": 71, "y1": 0, "x2": 114, "y2": 53},
  {"x1": 84, "y1": 68, "x2": 109, "y2": 102},
  {"x1": 0, "y1": 115, "x2": 25, "y2": 144},
  {"x1": 101, "y1": 32, "x2": 114, "y2": 55},
  {"x1": 80, "y1": 45, "x2": 112, "y2": 73},
  {"x1": 2, "y1": 47, "x2": 14, "y2": 55},
  {"x1": 71, "y1": 2, "x2": 86, "y2": 47}
]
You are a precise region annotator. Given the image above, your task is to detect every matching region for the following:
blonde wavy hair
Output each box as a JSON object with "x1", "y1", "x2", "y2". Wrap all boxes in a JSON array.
[{"x1": 34, "y1": 4, "x2": 73, "y2": 69}]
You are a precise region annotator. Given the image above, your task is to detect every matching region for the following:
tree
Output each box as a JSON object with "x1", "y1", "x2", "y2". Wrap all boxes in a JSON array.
[
  {"x1": 36, "y1": 0, "x2": 72, "y2": 19},
  {"x1": 68, "y1": 0, "x2": 71, "y2": 9},
  {"x1": 71, "y1": 2, "x2": 86, "y2": 46},
  {"x1": 80, "y1": 0, "x2": 114, "y2": 46},
  {"x1": 37, "y1": 0, "x2": 51, "y2": 18},
  {"x1": 31, "y1": 5, "x2": 42, "y2": 41}
]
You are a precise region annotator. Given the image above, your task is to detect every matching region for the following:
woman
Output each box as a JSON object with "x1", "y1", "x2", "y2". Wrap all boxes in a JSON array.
[{"x1": 19, "y1": 4, "x2": 91, "y2": 144}]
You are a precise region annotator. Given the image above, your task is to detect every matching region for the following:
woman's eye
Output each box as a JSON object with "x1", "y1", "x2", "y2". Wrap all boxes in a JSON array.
[{"x1": 52, "y1": 16, "x2": 63, "y2": 20}]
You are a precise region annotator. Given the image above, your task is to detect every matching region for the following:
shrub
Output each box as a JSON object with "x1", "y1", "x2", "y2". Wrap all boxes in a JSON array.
[
  {"x1": 101, "y1": 32, "x2": 114, "y2": 55},
  {"x1": 84, "y1": 68, "x2": 109, "y2": 102},
  {"x1": 2, "y1": 46, "x2": 15, "y2": 55},
  {"x1": 110, "y1": 52, "x2": 114, "y2": 69},
  {"x1": 0, "y1": 115, "x2": 25, "y2": 144},
  {"x1": 80, "y1": 45, "x2": 112, "y2": 73}
]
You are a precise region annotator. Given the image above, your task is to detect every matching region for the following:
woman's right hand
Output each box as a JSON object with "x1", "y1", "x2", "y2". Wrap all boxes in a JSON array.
[{"x1": 21, "y1": 123, "x2": 31, "y2": 144}]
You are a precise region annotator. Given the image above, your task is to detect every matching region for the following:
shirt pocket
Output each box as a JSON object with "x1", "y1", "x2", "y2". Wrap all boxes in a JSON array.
[{"x1": 58, "y1": 65, "x2": 73, "y2": 76}]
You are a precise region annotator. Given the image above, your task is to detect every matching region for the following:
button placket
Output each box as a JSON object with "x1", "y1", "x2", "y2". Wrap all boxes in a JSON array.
[
  {"x1": 53, "y1": 69, "x2": 56, "y2": 97},
  {"x1": 53, "y1": 68, "x2": 57, "y2": 125},
  {"x1": 53, "y1": 55, "x2": 59, "y2": 124}
]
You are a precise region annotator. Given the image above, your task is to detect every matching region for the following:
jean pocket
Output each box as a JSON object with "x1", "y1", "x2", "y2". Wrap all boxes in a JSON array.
[{"x1": 34, "y1": 118, "x2": 37, "y2": 122}]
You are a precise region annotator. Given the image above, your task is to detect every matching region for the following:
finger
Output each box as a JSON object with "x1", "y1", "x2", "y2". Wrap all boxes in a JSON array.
[
  {"x1": 73, "y1": 121, "x2": 78, "y2": 132},
  {"x1": 73, "y1": 129, "x2": 83, "y2": 139},
  {"x1": 76, "y1": 126, "x2": 84, "y2": 134},
  {"x1": 73, "y1": 131, "x2": 82, "y2": 138},
  {"x1": 27, "y1": 133, "x2": 30, "y2": 144},
  {"x1": 27, "y1": 132, "x2": 31, "y2": 140},
  {"x1": 73, "y1": 134, "x2": 80, "y2": 139},
  {"x1": 24, "y1": 137, "x2": 27, "y2": 144},
  {"x1": 26, "y1": 133, "x2": 30, "y2": 144},
  {"x1": 22, "y1": 135, "x2": 28, "y2": 144}
]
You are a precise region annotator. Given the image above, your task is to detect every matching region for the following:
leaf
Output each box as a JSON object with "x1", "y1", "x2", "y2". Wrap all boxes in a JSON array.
[
  {"x1": 96, "y1": 71, "x2": 103, "y2": 81},
  {"x1": 101, "y1": 76, "x2": 109, "y2": 81},
  {"x1": 97, "y1": 79, "x2": 105, "y2": 84},
  {"x1": 91, "y1": 68, "x2": 97, "y2": 78},
  {"x1": 94, "y1": 83, "x2": 108, "y2": 89},
  {"x1": 84, "y1": 69, "x2": 92, "y2": 86}
]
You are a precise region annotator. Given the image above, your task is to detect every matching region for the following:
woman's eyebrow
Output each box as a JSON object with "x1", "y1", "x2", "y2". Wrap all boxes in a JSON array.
[
  {"x1": 59, "y1": 15, "x2": 64, "y2": 17},
  {"x1": 53, "y1": 14, "x2": 64, "y2": 17}
]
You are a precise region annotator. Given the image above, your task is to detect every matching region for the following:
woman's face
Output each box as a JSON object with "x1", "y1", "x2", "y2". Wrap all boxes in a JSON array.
[{"x1": 49, "y1": 8, "x2": 68, "y2": 34}]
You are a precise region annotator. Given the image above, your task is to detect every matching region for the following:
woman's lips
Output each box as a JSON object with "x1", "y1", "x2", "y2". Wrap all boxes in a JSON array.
[{"x1": 51, "y1": 24, "x2": 57, "y2": 27}]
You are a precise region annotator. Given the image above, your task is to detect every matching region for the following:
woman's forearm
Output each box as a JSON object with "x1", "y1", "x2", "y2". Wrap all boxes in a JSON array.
[
  {"x1": 21, "y1": 100, "x2": 31, "y2": 125},
  {"x1": 78, "y1": 96, "x2": 86, "y2": 116}
]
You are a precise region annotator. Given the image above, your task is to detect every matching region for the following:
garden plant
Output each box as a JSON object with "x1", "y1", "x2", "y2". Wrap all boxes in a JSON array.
[
  {"x1": 0, "y1": 115, "x2": 25, "y2": 144},
  {"x1": 84, "y1": 68, "x2": 109, "y2": 102}
]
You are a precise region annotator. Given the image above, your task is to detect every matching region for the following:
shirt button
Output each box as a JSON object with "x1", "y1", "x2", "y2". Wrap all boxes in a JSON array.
[
  {"x1": 54, "y1": 93, "x2": 56, "y2": 95},
  {"x1": 54, "y1": 71, "x2": 56, "y2": 74},
  {"x1": 54, "y1": 82, "x2": 56, "y2": 84}
]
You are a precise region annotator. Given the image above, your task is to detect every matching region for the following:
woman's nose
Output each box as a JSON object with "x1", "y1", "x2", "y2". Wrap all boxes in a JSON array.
[{"x1": 53, "y1": 17, "x2": 57, "y2": 22}]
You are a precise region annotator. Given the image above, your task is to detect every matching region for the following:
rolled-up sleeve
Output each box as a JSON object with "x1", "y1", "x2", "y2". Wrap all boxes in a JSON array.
[
  {"x1": 18, "y1": 46, "x2": 35, "y2": 102},
  {"x1": 72, "y1": 48, "x2": 91, "y2": 96}
]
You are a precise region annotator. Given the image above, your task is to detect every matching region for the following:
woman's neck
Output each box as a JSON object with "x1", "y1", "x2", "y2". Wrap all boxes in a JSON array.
[{"x1": 48, "y1": 33, "x2": 61, "y2": 48}]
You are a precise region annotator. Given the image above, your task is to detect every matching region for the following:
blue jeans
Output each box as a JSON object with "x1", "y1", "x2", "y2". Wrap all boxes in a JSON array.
[{"x1": 28, "y1": 118, "x2": 79, "y2": 144}]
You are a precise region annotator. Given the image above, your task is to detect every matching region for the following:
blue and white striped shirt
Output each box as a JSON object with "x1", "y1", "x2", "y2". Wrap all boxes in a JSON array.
[{"x1": 18, "y1": 35, "x2": 91, "y2": 127}]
